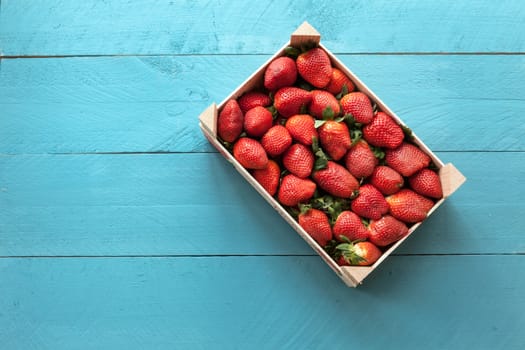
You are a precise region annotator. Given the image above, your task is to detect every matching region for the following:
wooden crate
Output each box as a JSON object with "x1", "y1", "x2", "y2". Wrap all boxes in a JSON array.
[{"x1": 199, "y1": 22, "x2": 466, "y2": 287}]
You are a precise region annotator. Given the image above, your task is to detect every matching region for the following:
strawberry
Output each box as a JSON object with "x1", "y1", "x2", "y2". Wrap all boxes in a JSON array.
[
  {"x1": 369, "y1": 165, "x2": 404, "y2": 195},
  {"x1": 386, "y1": 189, "x2": 435, "y2": 223},
  {"x1": 232, "y1": 137, "x2": 268, "y2": 170},
  {"x1": 325, "y1": 68, "x2": 355, "y2": 96},
  {"x1": 298, "y1": 207, "x2": 333, "y2": 246},
  {"x1": 350, "y1": 184, "x2": 389, "y2": 220},
  {"x1": 252, "y1": 160, "x2": 280, "y2": 196},
  {"x1": 237, "y1": 91, "x2": 271, "y2": 113},
  {"x1": 318, "y1": 120, "x2": 352, "y2": 161},
  {"x1": 409, "y1": 168, "x2": 443, "y2": 199},
  {"x1": 385, "y1": 142, "x2": 431, "y2": 177},
  {"x1": 277, "y1": 174, "x2": 316, "y2": 207},
  {"x1": 243, "y1": 106, "x2": 273, "y2": 137},
  {"x1": 296, "y1": 47, "x2": 333, "y2": 88},
  {"x1": 362, "y1": 112, "x2": 404, "y2": 149},
  {"x1": 336, "y1": 241, "x2": 382, "y2": 266},
  {"x1": 282, "y1": 143, "x2": 314, "y2": 178},
  {"x1": 217, "y1": 99, "x2": 244, "y2": 143},
  {"x1": 264, "y1": 56, "x2": 297, "y2": 91},
  {"x1": 312, "y1": 161, "x2": 359, "y2": 198},
  {"x1": 309, "y1": 90, "x2": 341, "y2": 119},
  {"x1": 285, "y1": 114, "x2": 318, "y2": 146},
  {"x1": 273, "y1": 87, "x2": 312, "y2": 118},
  {"x1": 368, "y1": 215, "x2": 409, "y2": 247},
  {"x1": 340, "y1": 92, "x2": 374, "y2": 124},
  {"x1": 333, "y1": 210, "x2": 369, "y2": 242},
  {"x1": 344, "y1": 139, "x2": 378, "y2": 179},
  {"x1": 261, "y1": 125, "x2": 292, "y2": 157}
]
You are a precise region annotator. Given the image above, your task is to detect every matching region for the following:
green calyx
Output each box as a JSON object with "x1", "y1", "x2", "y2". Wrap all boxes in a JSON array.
[
  {"x1": 284, "y1": 46, "x2": 301, "y2": 58},
  {"x1": 336, "y1": 241, "x2": 366, "y2": 265},
  {"x1": 267, "y1": 106, "x2": 278, "y2": 119},
  {"x1": 371, "y1": 145, "x2": 385, "y2": 160},
  {"x1": 310, "y1": 195, "x2": 350, "y2": 224},
  {"x1": 322, "y1": 106, "x2": 335, "y2": 120},
  {"x1": 311, "y1": 137, "x2": 329, "y2": 170},
  {"x1": 335, "y1": 84, "x2": 350, "y2": 100}
]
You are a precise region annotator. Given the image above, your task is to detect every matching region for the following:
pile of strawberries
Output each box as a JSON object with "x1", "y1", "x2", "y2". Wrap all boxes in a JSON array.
[{"x1": 217, "y1": 45, "x2": 443, "y2": 266}]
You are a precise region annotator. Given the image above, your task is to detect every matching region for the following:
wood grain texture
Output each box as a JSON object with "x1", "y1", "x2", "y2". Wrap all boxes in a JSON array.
[
  {"x1": 2, "y1": 0, "x2": 524, "y2": 347},
  {"x1": 1, "y1": 0, "x2": 524, "y2": 56},
  {"x1": 2, "y1": 55, "x2": 524, "y2": 154},
  {"x1": 1, "y1": 152, "x2": 522, "y2": 256},
  {"x1": 1, "y1": 256, "x2": 524, "y2": 349}
]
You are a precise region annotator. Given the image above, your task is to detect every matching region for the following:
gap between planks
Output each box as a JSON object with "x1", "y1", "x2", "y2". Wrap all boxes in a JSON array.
[
  {"x1": 1, "y1": 52, "x2": 525, "y2": 60},
  {"x1": 0, "y1": 253, "x2": 523, "y2": 259},
  {"x1": 1, "y1": 150, "x2": 524, "y2": 157}
]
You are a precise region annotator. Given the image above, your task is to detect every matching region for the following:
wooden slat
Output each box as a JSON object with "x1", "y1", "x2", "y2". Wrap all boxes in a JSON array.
[
  {"x1": 1, "y1": 256, "x2": 524, "y2": 349},
  {"x1": 1, "y1": 55, "x2": 524, "y2": 154},
  {"x1": 1, "y1": 0, "x2": 524, "y2": 55},
  {"x1": 1, "y1": 152, "x2": 522, "y2": 256}
]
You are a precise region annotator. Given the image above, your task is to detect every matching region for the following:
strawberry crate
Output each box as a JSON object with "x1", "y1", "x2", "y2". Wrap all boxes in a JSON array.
[{"x1": 198, "y1": 22, "x2": 466, "y2": 287}]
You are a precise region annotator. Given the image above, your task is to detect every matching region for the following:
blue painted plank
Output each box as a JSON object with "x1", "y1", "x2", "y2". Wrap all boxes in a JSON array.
[
  {"x1": 1, "y1": 55, "x2": 524, "y2": 153},
  {"x1": 0, "y1": 152, "x2": 522, "y2": 256},
  {"x1": 1, "y1": 0, "x2": 524, "y2": 55},
  {"x1": 1, "y1": 256, "x2": 524, "y2": 349}
]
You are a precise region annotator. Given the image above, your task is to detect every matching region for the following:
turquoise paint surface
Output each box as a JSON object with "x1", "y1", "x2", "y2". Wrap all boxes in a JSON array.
[{"x1": 1, "y1": 1, "x2": 524, "y2": 349}]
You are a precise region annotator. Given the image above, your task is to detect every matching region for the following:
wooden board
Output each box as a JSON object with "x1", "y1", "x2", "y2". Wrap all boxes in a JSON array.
[
  {"x1": 0, "y1": 152, "x2": 522, "y2": 256},
  {"x1": 1, "y1": 256, "x2": 524, "y2": 349},
  {"x1": 2, "y1": 55, "x2": 525, "y2": 154},
  {"x1": 2, "y1": 0, "x2": 525, "y2": 55}
]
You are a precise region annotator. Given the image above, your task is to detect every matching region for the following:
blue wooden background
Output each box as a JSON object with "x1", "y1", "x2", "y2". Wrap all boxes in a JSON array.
[{"x1": 1, "y1": 1, "x2": 524, "y2": 349}]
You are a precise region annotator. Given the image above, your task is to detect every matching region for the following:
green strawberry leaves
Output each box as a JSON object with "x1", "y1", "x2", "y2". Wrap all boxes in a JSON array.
[
  {"x1": 335, "y1": 241, "x2": 366, "y2": 265},
  {"x1": 312, "y1": 137, "x2": 329, "y2": 170}
]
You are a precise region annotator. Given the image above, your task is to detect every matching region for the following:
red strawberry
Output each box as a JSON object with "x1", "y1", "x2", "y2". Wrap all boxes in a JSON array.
[
  {"x1": 386, "y1": 189, "x2": 435, "y2": 223},
  {"x1": 336, "y1": 241, "x2": 382, "y2": 266},
  {"x1": 232, "y1": 137, "x2": 268, "y2": 170},
  {"x1": 312, "y1": 161, "x2": 359, "y2": 198},
  {"x1": 340, "y1": 92, "x2": 374, "y2": 124},
  {"x1": 285, "y1": 114, "x2": 318, "y2": 146},
  {"x1": 282, "y1": 143, "x2": 314, "y2": 178},
  {"x1": 252, "y1": 160, "x2": 280, "y2": 196},
  {"x1": 362, "y1": 112, "x2": 404, "y2": 149},
  {"x1": 385, "y1": 142, "x2": 431, "y2": 177},
  {"x1": 344, "y1": 139, "x2": 378, "y2": 179},
  {"x1": 273, "y1": 87, "x2": 312, "y2": 118},
  {"x1": 217, "y1": 99, "x2": 244, "y2": 143},
  {"x1": 409, "y1": 168, "x2": 443, "y2": 199},
  {"x1": 325, "y1": 68, "x2": 355, "y2": 95},
  {"x1": 237, "y1": 91, "x2": 271, "y2": 113},
  {"x1": 243, "y1": 106, "x2": 273, "y2": 137},
  {"x1": 296, "y1": 47, "x2": 333, "y2": 88},
  {"x1": 351, "y1": 184, "x2": 389, "y2": 220},
  {"x1": 368, "y1": 215, "x2": 409, "y2": 247},
  {"x1": 264, "y1": 56, "x2": 297, "y2": 91},
  {"x1": 298, "y1": 208, "x2": 333, "y2": 246},
  {"x1": 333, "y1": 211, "x2": 369, "y2": 242},
  {"x1": 261, "y1": 125, "x2": 292, "y2": 157},
  {"x1": 318, "y1": 120, "x2": 352, "y2": 161},
  {"x1": 309, "y1": 90, "x2": 341, "y2": 119},
  {"x1": 277, "y1": 174, "x2": 316, "y2": 207},
  {"x1": 369, "y1": 165, "x2": 404, "y2": 195}
]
